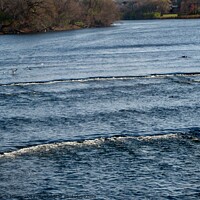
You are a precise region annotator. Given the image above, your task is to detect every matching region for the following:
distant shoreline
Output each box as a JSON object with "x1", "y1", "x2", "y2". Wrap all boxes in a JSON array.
[
  {"x1": 1, "y1": 16, "x2": 200, "y2": 35},
  {"x1": 0, "y1": 24, "x2": 83, "y2": 35},
  {"x1": 122, "y1": 14, "x2": 200, "y2": 20},
  {"x1": 0, "y1": 24, "x2": 110, "y2": 35},
  {"x1": 159, "y1": 14, "x2": 200, "y2": 20}
]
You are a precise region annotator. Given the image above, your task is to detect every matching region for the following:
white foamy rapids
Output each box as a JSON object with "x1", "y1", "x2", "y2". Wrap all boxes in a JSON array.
[
  {"x1": 136, "y1": 133, "x2": 179, "y2": 141},
  {"x1": 0, "y1": 138, "x2": 107, "y2": 158},
  {"x1": 193, "y1": 79, "x2": 200, "y2": 83},
  {"x1": 0, "y1": 134, "x2": 181, "y2": 159}
]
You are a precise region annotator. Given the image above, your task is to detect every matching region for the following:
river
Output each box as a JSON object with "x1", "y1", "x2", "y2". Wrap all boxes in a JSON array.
[{"x1": 0, "y1": 20, "x2": 200, "y2": 199}]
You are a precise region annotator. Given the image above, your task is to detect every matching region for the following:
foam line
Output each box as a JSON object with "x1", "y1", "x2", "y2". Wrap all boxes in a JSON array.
[
  {"x1": 0, "y1": 134, "x2": 179, "y2": 158},
  {"x1": 0, "y1": 72, "x2": 200, "y2": 87}
]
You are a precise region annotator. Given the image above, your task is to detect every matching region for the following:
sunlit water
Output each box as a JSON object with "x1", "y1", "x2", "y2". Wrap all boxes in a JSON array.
[{"x1": 0, "y1": 20, "x2": 200, "y2": 199}]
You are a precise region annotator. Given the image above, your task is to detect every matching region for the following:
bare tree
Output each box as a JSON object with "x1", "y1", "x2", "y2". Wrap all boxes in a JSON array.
[
  {"x1": 81, "y1": 0, "x2": 119, "y2": 27},
  {"x1": 155, "y1": 0, "x2": 172, "y2": 15},
  {"x1": 1, "y1": 0, "x2": 56, "y2": 32},
  {"x1": 53, "y1": 0, "x2": 83, "y2": 28},
  {"x1": 118, "y1": 0, "x2": 172, "y2": 19},
  {"x1": 0, "y1": 0, "x2": 6, "y2": 11},
  {"x1": 180, "y1": 0, "x2": 200, "y2": 15}
]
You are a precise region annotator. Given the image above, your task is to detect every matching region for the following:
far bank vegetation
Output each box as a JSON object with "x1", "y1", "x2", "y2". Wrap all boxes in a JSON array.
[
  {"x1": 0, "y1": 0, "x2": 119, "y2": 34},
  {"x1": 119, "y1": 0, "x2": 172, "y2": 19},
  {"x1": 118, "y1": 0, "x2": 200, "y2": 20},
  {"x1": 1, "y1": 0, "x2": 200, "y2": 34}
]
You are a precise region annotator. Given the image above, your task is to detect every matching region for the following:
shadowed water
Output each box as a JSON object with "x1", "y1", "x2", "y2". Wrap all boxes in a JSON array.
[{"x1": 0, "y1": 20, "x2": 200, "y2": 199}]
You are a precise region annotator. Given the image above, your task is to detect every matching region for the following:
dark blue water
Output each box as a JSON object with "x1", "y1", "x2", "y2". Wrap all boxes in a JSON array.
[{"x1": 0, "y1": 20, "x2": 200, "y2": 199}]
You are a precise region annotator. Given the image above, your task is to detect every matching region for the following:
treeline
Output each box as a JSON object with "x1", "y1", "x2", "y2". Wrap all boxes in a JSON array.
[
  {"x1": 1, "y1": 0, "x2": 200, "y2": 34},
  {"x1": 0, "y1": 0, "x2": 118, "y2": 34},
  {"x1": 118, "y1": 0, "x2": 200, "y2": 20},
  {"x1": 179, "y1": 0, "x2": 200, "y2": 15},
  {"x1": 118, "y1": 0, "x2": 172, "y2": 19}
]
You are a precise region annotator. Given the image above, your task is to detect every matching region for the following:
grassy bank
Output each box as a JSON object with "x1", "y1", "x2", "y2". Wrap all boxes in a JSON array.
[
  {"x1": 159, "y1": 14, "x2": 200, "y2": 19},
  {"x1": 132, "y1": 13, "x2": 200, "y2": 20},
  {"x1": 160, "y1": 14, "x2": 179, "y2": 19}
]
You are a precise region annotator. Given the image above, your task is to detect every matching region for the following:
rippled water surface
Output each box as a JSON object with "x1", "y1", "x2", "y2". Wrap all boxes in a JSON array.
[{"x1": 0, "y1": 20, "x2": 200, "y2": 199}]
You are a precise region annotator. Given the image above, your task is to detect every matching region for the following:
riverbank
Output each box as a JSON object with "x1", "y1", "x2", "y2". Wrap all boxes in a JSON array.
[
  {"x1": 159, "y1": 14, "x2": 200, "y2": 19},
  {"x1": 124, "y1": 14, "x2": 200, "y2": 20},
  {"x1": 1, "y1": 16, "x2": 200, "y2": 35},
  {"x1": 0, "y1": 23, "x2": 83, "y2": 35},
  {"x1": 0, "y1": 22, "x2": 114, "y2": 35}
]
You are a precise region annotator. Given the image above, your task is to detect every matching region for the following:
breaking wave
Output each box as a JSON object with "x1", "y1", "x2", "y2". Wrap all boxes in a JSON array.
[
  {"x1": 0, "y1": 72, "x2": 200, "y2": 87},
  {"x1": 1, "y1": 131, "x2": 199, "y2": 159}
]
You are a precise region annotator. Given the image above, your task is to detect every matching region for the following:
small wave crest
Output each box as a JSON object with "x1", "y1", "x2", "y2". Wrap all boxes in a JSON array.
[
  {"x1": 0, "y1": 72, "x2": 200, "y2": 87},
  {"x1": 0, "y1": 133, "x2": 186, "y2": 159},
  {"x1": 1, "y1": 127, "x2": 200, "y2": 159}
]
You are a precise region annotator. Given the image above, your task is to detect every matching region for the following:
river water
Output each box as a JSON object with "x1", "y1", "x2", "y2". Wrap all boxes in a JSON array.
[{"x1": 0, "y1": 20, "x2": 200, "y2": 199}]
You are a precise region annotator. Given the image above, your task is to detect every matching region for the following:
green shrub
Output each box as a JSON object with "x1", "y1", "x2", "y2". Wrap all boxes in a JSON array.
[
  {"x1": 74, "y1": 21, "x2": 85, "y2": 27},
  {"x1": 143, "y1": 12, "x2": 161, "y2": 19},
  {"x1": 0, "y1": 11, "x2": 12, "y2": 23}
]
